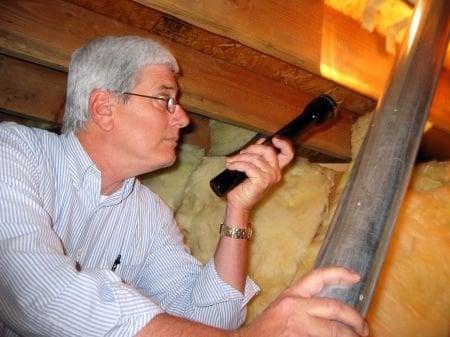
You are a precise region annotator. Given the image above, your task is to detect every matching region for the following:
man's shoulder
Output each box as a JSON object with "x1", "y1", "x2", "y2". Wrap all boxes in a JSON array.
[
  {"x1": 0, "y1": 122, "x2": 59, "y2": 148},
  {"x1": 0, "y1": 123, "x2": 64, "y2": 173}
]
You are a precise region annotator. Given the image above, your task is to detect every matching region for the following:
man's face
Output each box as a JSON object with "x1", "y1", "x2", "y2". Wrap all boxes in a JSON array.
[{"x1": 113, "y1": 64, "x2": 189, "y2": 176}]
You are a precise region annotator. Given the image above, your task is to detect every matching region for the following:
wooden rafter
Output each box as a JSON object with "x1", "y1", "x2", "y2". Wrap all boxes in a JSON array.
[
  {"x1": 0, "y1": 0, "x2": 352, "y2": 159},
  {"x1": 68, "y1": 0, "x2": 377, "y2": 117},
  {"x1": 134, "y1": 0, "x2": 450, "y2": 133},
  {"x1": 0, "y1": 54, "x2": 66, "y2": 124},
  {"x1": 0, "y1": 54, "x2": 211, "y2": 149}
]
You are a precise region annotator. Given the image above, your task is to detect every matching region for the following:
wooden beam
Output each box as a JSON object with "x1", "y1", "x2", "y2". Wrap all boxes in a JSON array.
[
  {"x1": 0, "y1": 52, "x2": 345, "y2": 159},
  {"x1": 0, "y1": 54, "x2": 66, "y2": 124},
  {"x1": 67, "y1": 0, "x2": 376, "y2": 117},
  {"x1": 66, "y1": 0, "x2": 164, "y2": 32},
  {"x1": 431, "y1": 70, "x2": 450, "y2": 132},
  {"x1": 0, "y1": 0, "x2": 352, "y2": 159},
  {"x1": 135, "y1": 0, "x2": 450, "y2": 133},
  {"x1": 0, "y1": 111, "x2": 60, "y2": 132},
  {"x1": 0, "y1": 53, "x2": 211, "y2": 149}
]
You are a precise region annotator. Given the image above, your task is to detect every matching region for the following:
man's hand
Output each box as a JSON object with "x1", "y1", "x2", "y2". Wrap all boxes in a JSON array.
[
  {"x1": 225, "y1": 137, "x2": 294, "y2": 212},
  {"x1": 240, "y1": 267, "x2": 369, "y2": 337}
]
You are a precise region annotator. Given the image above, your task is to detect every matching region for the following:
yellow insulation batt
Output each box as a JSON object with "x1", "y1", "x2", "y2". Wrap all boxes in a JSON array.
[
  {"x1": 208, "y1": 119, "x2": 257, "y2": 156},
  {"x1": 140, "y1": 143, "x2": 204, "y2": 211},
  {"x1": 366, "y1": 161, "x2": 450, "y2": 337}
]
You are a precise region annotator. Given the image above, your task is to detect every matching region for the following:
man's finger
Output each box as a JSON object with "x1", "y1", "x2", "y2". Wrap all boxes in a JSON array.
[
  {"x1": 255, "y1": 137, "x2": 266, "y2": 145},
  {"x1": 226, "y1": 153, "x2": 276, "y2": 180},
  {"x1": 226, "y1": 160, "x2": 269, "y2": 182},
  {"x1": 271, "y1": 137, "x2": 294, "y2": 168},
  {"x1": 290, "y1": 267, "x2": 361, "y2": 298},
  {"x1": 306, "y1": 298, "x2": 368, "y2": 336},
  {"x1": 234, "y1": 144, "x2": 280, "y2": 171},
  {"x1": 304, "y1": 316, "x2": 361, "y2": 337}
]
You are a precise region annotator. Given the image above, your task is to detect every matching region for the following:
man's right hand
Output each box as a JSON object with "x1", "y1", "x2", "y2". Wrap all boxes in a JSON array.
[{"x1": 239, "y1": 267, "x2": 369, "y2": 337}]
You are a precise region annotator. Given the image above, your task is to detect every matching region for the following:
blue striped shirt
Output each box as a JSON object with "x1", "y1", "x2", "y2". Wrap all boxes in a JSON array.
[{"x1": 0, "y1": 123, "x2": 258, "y2": 337}]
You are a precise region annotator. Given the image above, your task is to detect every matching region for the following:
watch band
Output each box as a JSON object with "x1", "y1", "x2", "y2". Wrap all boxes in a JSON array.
[{"x1": 219, "y1": 223, "x2": 253, "y2": 240}]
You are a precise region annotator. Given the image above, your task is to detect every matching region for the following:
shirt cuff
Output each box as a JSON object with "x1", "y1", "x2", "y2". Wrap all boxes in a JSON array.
[{"x1": 192, "y1": 259, "x2": 260, "y2": 307}]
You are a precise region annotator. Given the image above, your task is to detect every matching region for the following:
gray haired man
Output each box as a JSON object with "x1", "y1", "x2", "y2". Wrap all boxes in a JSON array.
[{"x1": 0, "y1": 36, "x2": 367, "y2": 337}]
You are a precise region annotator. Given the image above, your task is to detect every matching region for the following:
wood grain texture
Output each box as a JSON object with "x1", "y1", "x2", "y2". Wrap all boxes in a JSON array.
[
  {"x1": 69, "y1": 0, "x2": 376, "y2": 116},
  {"x1": 66, "y1": 0, "x2": 163, "y2": 32},
  {"x1": 0, "y1": 0, "x2": 352, "y2": 159},
  {"x1": 0, "y1": 53, "x2": 211, "y2": 149},
  {"x1": 0, "y1": 54, "x2": 66, "y2": 123},
  {"x1": 135, "y1": 0, "x2": 450, "y2": 132}
]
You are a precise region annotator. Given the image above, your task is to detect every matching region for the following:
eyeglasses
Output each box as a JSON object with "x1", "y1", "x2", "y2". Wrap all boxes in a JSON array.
[{"x1": 122, "y1": 92, "x2": 178, "y2": 114}]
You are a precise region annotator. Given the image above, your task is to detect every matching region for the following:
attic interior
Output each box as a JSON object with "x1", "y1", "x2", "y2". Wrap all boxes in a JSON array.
[{"x1": 0, "y1": 1, "x2": 449, "y2": 336}]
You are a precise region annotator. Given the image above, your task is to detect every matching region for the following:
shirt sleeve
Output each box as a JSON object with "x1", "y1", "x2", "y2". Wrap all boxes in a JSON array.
[
  {"x1": 0, "y1": 126, "x2": 160, "y2": 337},
  {"x1": 134, "y1": 211, "x2": 260, "y2": 330}
]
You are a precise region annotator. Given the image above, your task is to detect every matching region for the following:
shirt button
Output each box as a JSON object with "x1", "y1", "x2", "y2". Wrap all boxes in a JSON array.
[{"x1": 76, "y1": 249, "x2": 82, "y2": 261}]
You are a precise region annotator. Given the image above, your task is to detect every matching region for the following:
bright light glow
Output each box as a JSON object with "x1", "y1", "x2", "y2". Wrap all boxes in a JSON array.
[
  {"x1": 318, "y1": 4, "x2": 382, "y2": 100},
  {"x1": 320, "y1": 63, "x2": 376, "y2": 97}
]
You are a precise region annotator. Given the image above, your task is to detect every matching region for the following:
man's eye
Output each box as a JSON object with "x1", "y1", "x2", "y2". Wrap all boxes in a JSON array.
[{"x1": 157, "y1": 96, "x2": 170, "y2": 102}]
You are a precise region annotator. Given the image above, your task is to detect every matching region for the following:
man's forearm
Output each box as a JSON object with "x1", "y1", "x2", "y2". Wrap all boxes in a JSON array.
[
  {"x1": 137, "y1": 313, "x2": 240, "y2": 337},
  {"x1": 213, "y1": 205, "x2": 250, "y2": 292}
]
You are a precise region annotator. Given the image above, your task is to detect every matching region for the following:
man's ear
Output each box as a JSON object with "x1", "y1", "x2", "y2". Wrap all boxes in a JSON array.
[{"x1": 88, "y1": 89, "x2": 115, "y2": 131}]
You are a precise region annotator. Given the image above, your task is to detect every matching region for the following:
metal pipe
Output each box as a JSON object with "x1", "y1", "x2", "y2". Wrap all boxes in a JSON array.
[{"x1": 314, "y1": 0, "x2": 449, "y2": 315}]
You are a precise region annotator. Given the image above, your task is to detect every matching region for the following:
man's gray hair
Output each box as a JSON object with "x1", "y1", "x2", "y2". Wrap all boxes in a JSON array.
[{"x1": 63, "y1": 36, "x2": 179, "y2": 133}]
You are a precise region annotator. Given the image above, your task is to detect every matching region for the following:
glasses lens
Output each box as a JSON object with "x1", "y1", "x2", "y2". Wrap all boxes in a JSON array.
[{"x1": 167, "y1": 97, "x2": 176, "y2": 113}]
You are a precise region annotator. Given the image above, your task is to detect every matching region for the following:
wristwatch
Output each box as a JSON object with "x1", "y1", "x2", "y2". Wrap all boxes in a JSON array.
[{"x1": 219, "y1": 223, "x2": 253, "y2": 240}]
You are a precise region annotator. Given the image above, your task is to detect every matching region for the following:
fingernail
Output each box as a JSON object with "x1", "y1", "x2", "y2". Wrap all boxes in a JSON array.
[
  {"x1": 363, "y1": 322, "x2": 369, "y2": 336},
  {"x1": 348, "y1": 269, "x2": 360, "y2": 277}
]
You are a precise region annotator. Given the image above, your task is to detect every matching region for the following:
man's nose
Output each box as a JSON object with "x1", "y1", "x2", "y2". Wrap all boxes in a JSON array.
[{"x1": 173, "y1": 104, "x2": 190, "y2": 128}]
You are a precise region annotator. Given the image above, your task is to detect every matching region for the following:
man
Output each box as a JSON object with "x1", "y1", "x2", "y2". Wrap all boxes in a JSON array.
[{"x1": 0, "y1": 36, "x2": 368, "y2": 336}]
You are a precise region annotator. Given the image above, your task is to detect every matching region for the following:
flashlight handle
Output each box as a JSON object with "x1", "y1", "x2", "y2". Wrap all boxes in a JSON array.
[{"x1": 209, "y1": 94, "x2": 337, "y2": 197}]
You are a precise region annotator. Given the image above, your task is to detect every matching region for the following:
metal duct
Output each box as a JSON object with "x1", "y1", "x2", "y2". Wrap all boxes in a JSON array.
[{"x1": 314, "y1": 0, "x2": 449, "y2": 315}]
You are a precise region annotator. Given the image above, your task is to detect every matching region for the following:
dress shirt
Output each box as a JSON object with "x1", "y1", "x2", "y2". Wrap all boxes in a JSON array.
[{"x1": 0, "y1": 123, "x2": 259, "y2": 337}]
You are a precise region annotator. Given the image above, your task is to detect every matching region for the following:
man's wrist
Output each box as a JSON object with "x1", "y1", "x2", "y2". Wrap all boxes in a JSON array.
[
  {"x1": 229, "y1": 328, "x2": 245, "y2": 337},
  {"x1": 226, "y1": 203, "x2": 251, "y2": 216},
  {"x1": 219, "y1": 223, "x2": 253, "y2": 240},
  {"x1": 225, "y1": 204, "x2": 250, "y2": 227}
]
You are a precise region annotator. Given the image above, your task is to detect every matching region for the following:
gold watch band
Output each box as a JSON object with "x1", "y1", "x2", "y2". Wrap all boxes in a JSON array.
[{"x1": 219, "y1": 223, "x2": 253, "y2": 240}]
